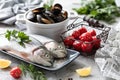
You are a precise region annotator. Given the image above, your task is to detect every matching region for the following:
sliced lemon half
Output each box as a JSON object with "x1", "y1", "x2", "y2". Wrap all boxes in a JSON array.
[
  {"x1": 0, "y1": 59, "x2": 11, "y2": 69},
  {"x1": 76, "y1": 67, "x2": 91, "y2": 77}
]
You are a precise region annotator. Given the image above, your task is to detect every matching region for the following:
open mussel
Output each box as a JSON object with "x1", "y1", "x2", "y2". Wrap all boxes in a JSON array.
[
  {"x1": 37, "y1": 13, "x2": 55, "y2": 24},
  {"x1": 26, "y1": 11, "x2": 37, "y2": 22},
  {"x1": 27, "y1": 3, "x2": 68, "y2": 24},
  {"x1": 32, "y1": 7, "x2": 45, "y2": 14},
  {"x1": 51, "y1": 3, "x2": 63, "y2": 15}
]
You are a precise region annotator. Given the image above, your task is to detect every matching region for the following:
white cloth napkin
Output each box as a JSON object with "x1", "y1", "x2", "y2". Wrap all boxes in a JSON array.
[
  {"x1": 95, "y1": 23, "x2": 120, "y2": 80},
  {"x1": 0, "y1": 0, "x2": 42, "y2": 25}
]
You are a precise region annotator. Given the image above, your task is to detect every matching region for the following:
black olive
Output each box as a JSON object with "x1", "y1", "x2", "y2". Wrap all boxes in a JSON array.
[{"x1": 32, "y1": 7, "x2": 45, "y2": 14}]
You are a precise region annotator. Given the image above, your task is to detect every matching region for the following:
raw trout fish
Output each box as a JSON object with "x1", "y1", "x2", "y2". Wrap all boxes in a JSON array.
[{"x1": 0, "y1": 34, "x2": 67, "y2": 67}]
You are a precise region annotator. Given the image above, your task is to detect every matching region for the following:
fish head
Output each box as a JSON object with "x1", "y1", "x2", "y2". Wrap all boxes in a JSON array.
[
  {"x1": 45, "y1": 41, "x2": 67, "y2": 58},
  {"x1": 32, "y1": 47, "x2": 54, "y2": 66}
]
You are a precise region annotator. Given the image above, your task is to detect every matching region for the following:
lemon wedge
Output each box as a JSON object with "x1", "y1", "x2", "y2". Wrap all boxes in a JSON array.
[
  {"x1": 0, "y1": 59, "x2": 11, "y2": 69},
  {"x1": 76, "y1": 67, "x2": 91, "y2": 77}
]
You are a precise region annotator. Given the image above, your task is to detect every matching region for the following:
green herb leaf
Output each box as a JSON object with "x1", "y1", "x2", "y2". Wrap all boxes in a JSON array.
[
  {"x1": 73, "y1": 0, "x2": 120, "y2": 23},
  {"x1": 5, "y1": 30, "x2": 31, "y2": 48},
  {"x1": 19, "y1": 63, "x2": 47, "y2": 80},
  {"x1": 43, "y1": 0, "x2": 54, "y2": 10}
]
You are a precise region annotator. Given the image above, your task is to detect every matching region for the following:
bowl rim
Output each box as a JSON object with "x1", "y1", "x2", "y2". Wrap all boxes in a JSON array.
[{"x1": 24, "y1": 7, "x2": 69, "y2": 28}]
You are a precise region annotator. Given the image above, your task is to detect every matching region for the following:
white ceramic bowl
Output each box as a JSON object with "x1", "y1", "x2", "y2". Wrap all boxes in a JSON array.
[{"x1": 23, "y1": 8, "x2": 69, "y2": 41}]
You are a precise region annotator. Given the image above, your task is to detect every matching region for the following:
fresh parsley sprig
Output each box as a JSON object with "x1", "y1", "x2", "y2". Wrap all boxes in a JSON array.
[
  {"x1": 73, "y1": 0, "x2": 120, "y2": 23},
  {"x1": 19, "y1": 63, "x2": 47, "y2": 80},
  {"x1": 5, "y1": 30, "x2": 31, "y2": 48},
  {"x1": 43, "y1": 0, "x2": 54, "y2": 10}
]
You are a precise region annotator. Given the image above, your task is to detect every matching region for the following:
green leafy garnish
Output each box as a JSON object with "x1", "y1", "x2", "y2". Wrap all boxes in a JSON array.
[
  {"x1": 5, "y1": 30, "x2": 31, "y2": 47},
  {"x1": 19, "y1": 63, "x2": 47, "y2": 80},
  {"x1": 43, "y1": 0, "x2": 54, "y2": 10},
  {"x1": 73, "y1": 0, "x2": 120, "y2": 23}
]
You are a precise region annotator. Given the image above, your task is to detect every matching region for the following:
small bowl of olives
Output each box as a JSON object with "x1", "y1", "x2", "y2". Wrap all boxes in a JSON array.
[{"x1": 23, "y1": 3, "x2": 69, "y2": 41}]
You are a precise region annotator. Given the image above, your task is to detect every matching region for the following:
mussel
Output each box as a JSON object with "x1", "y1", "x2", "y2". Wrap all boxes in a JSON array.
[
  {"x1": 26, "y1": 11, "x2": 37, "y2": 22},
  {"x1": 27, "y1": 3, "x2": 68, "y2": 24},
  {"x1": 32, "y1": 7, "x2": 45, "y2": 14}
]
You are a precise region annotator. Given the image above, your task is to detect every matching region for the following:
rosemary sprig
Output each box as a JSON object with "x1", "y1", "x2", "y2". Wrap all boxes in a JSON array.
[
  {"x1": 19, "y1": 63, "x2": 47, "y2": 80},
  {"x1": 5, "y1": 30, "x2": 31, "y2": 48}
]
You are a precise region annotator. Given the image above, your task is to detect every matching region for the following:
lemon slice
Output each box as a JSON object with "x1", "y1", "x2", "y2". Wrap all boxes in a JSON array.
[
  {"x1": 0, "y1": 59, "x2": 11, "y2": 69},
  {"x1": 76, "y1": 67, "x2": 91, "y2": 77}
]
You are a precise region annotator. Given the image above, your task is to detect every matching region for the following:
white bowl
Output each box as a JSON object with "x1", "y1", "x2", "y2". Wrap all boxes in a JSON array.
[{"x1": 22, "y1": 8, "x2": 69, "y2": 41}]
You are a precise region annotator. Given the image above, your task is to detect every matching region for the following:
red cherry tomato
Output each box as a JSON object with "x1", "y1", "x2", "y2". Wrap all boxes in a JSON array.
[
  {"x1": 73, "y1": 40, "x2": 83, "y2": 51},
  {"x1": 81, "y1": 42, "x2": 93, "y2": 53},
  {"x1": 63, "y1": 36, "x2": 75, "y2": 47},
  {"x1": 10, "y1": 67, "x2": 22, "y2": 79},
  {"x1": 72, "y1": 30, "x2": 81, "y2": 39},
  {"x1": 92, "y1": 36, "x2": 101, "y2": 49},
  {"x1": 78, "y1": 27, "x2": 87, "y2": 35},
  {"x1": 79, "y1": 32, "x2": 93, "y2": 42},
  {"x1": 88, "y1": 29, "x2": 96, "y2": 36}
]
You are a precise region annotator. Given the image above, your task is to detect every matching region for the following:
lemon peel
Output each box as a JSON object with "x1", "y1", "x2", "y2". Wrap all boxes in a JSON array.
[
  {"x1": 76, "y1": 67, "x2": 91, "y2": 77},
  {"x1": 0, "y1": 59, "x2": 11, "y2": 69}
]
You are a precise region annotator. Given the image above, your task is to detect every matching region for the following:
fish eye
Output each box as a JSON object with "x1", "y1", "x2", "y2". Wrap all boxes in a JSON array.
[
  {"x1": 58, "y1": 45, "x2": 62, "y2": 49},
  {"x1": 45, "y1": 54, "x2": 49, "y2": 58}
]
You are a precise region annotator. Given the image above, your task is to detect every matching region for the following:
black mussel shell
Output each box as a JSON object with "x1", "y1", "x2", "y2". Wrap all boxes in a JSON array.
[
  {"x1": 45, "y1": 10, "x2": 53, "y2": 16},
  {"x1": 42, "y1": 13, "x2": 55, "y2": 23},
  {"x1": 51, "y1": 7, "x2": 62, "y2": 15},
  {"x1": 62, "y1": 11, "x2": 68, "y2": 19},
  {"x1": 32, "y1": 7, "x2": 45, "y2": 14},
  {"x1": 52, "y1": 14, "x2": 65, "y2": 22},
  {"x1": 28, "y1": 3, "x2": 67, "y2": 24},
  {"x1": 51, "y1": 3, "x2": 63, "y2": 15},
  {"x1": 36, "y1": 14, "x2": 42, "y2": 23},
  {"x1": 27, "y1": 11, "x2": 37, "y2": 22},
  {"x1": 54, "y1": 3, "x2": 62, "y2": 10},
  {"x1": 41, "y1": 18, "x2": 53, "y2": 24}
]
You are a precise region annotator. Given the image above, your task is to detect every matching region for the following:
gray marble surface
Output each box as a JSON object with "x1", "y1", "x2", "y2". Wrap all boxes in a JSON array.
[
  {"x1": 0, "y1": 0, "x2": 119, "y2": 79},
  {"x1": 0, "y1": 50, "x2": 113, "y2": 80}
]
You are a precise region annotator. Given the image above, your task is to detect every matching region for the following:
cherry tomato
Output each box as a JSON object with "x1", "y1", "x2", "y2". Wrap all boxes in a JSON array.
[
  {"x1": 78, "y1": 27, "x2": 87, "y2": 35},
  {"x1": 72, "y1": 30, "x2": 80, "y2": 39},
  {"x1": 63, "y1": 36, "x2": 75, "y2": 47},
  {"x1": 10, "y1": 67, "x2": 22, "y2": 79},
  {"x1": 73, "y1": 40, "x2": 83, "y2": 51},
  {"x1": 79, "y1": 32, "x2": 93, "y2": 42},
  {"x1": 81, "y1": 42, "x2": 93, "y2": 53},
  {"x1": 88, "y1": 29, "x2": 96, "y2": 36},
  {"x1": 92, "y1": 36, "x2": 101, "y2": 49}
]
